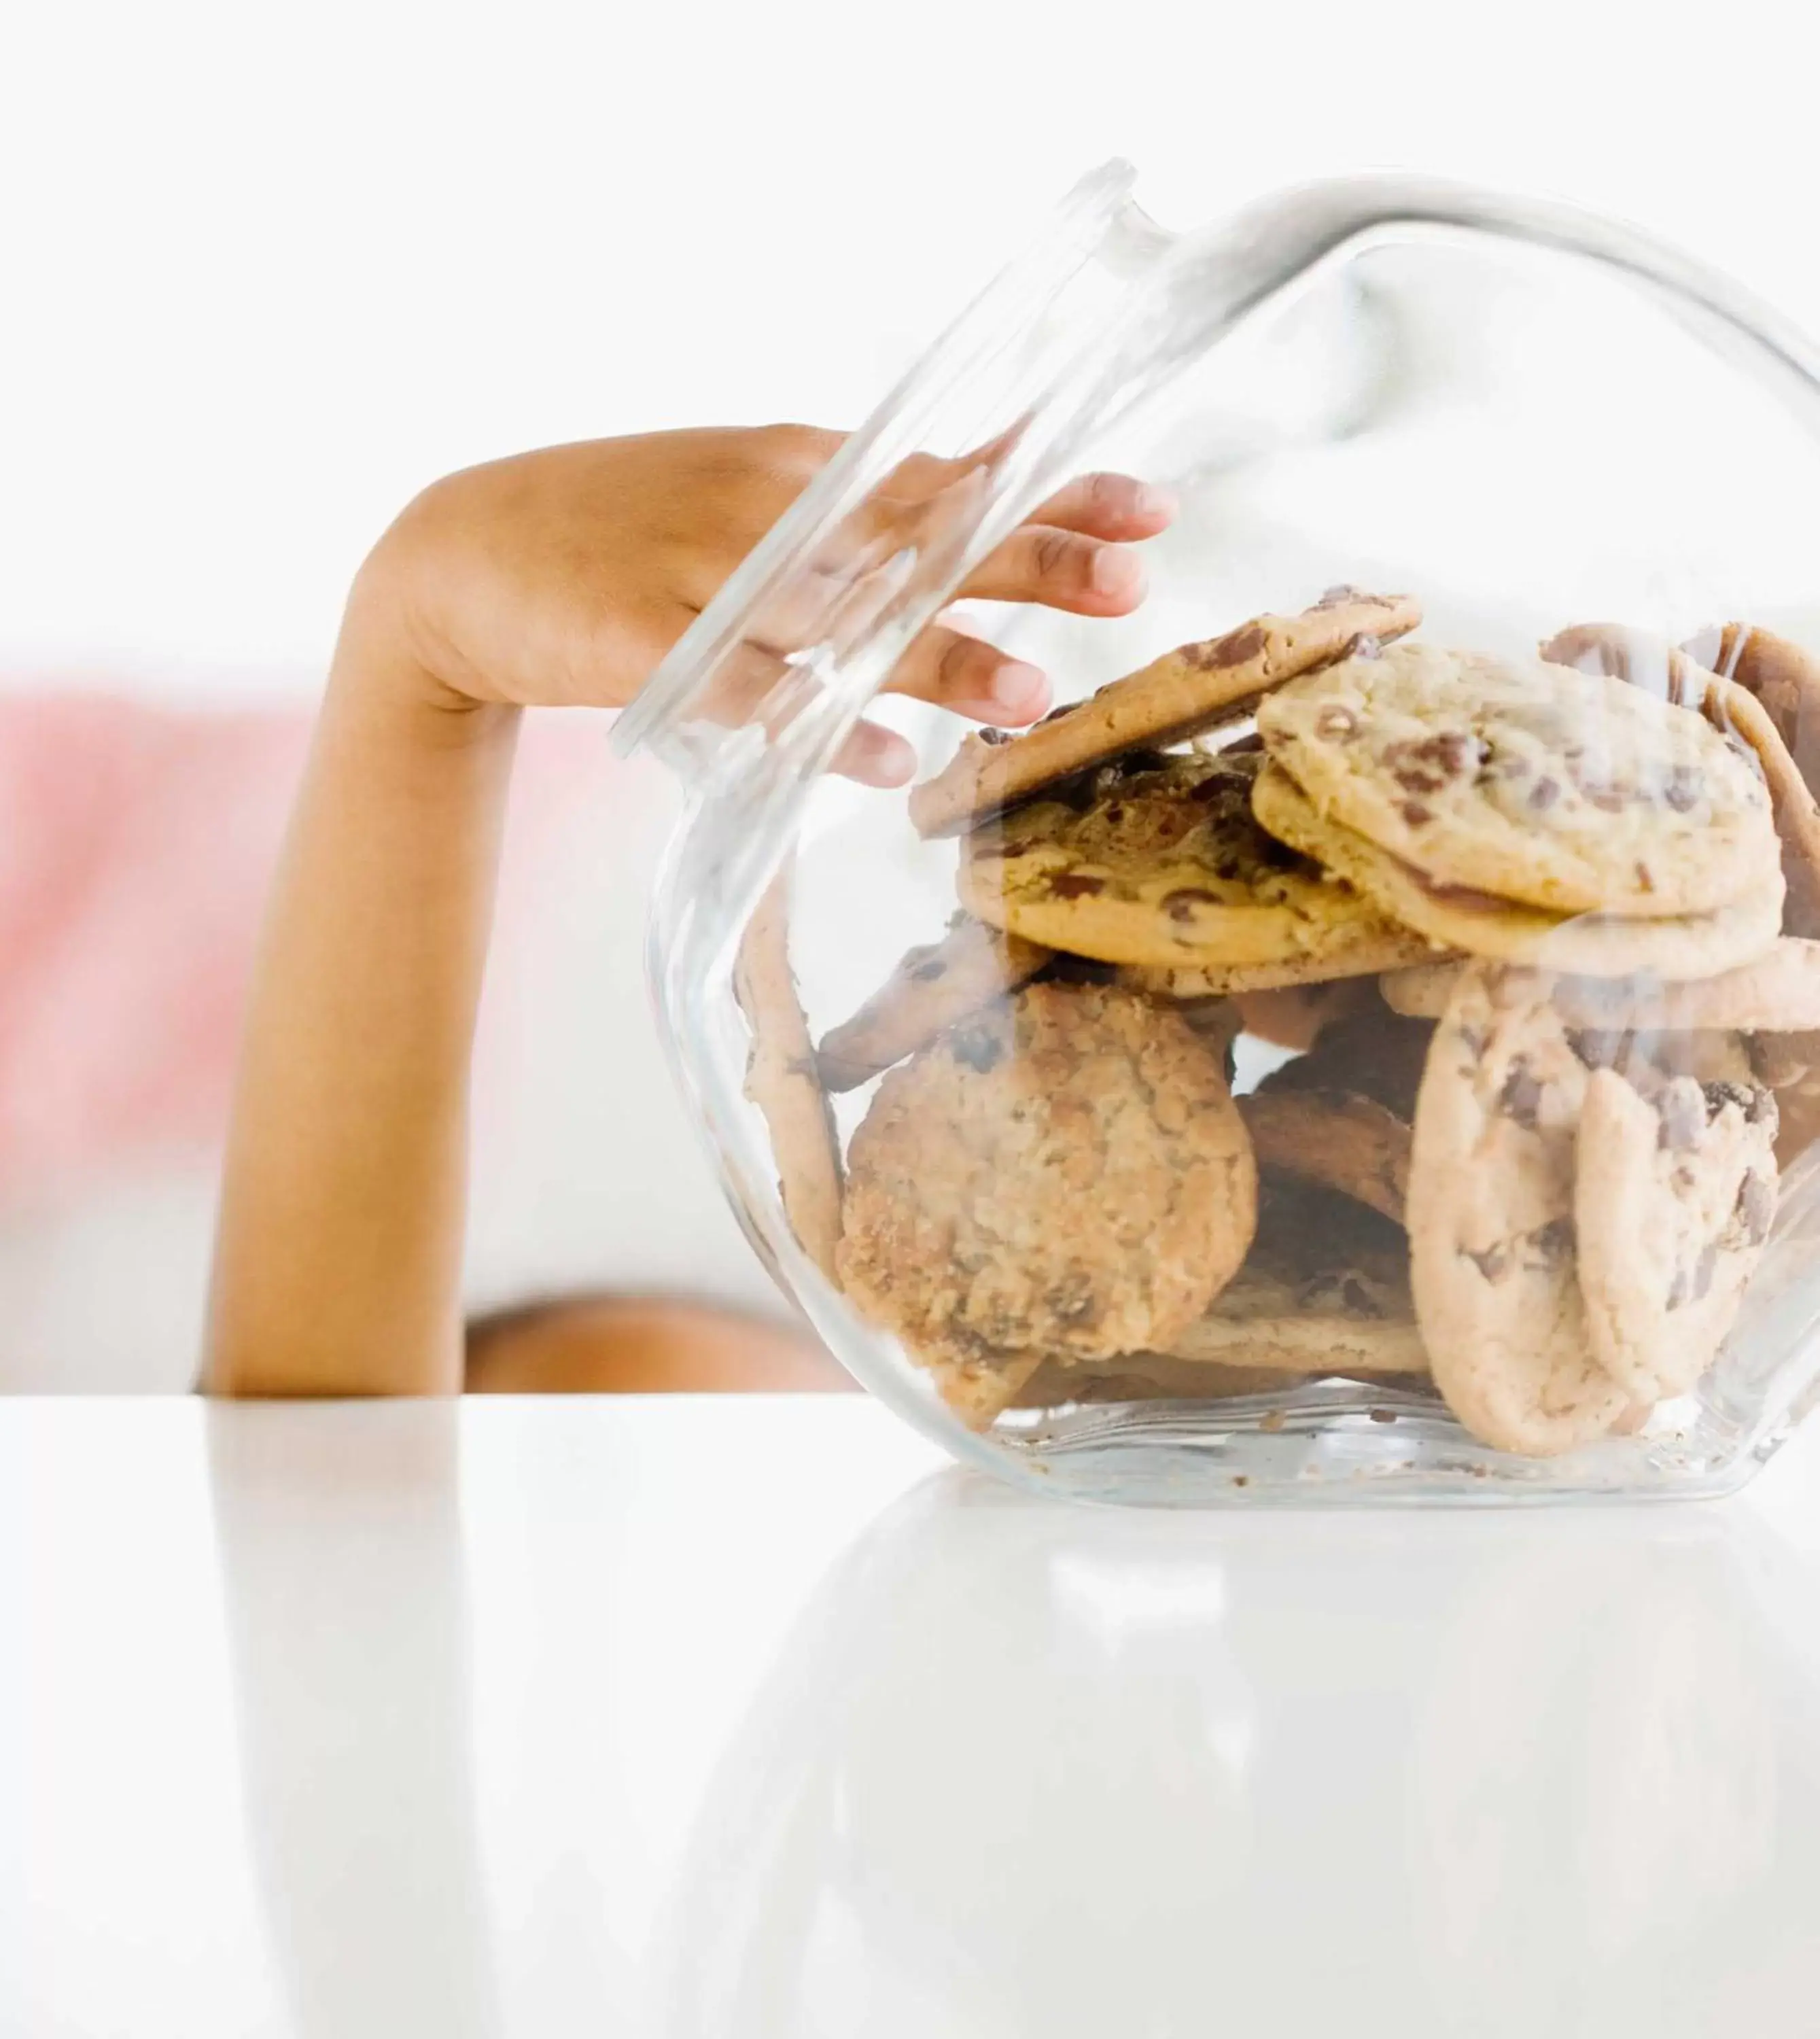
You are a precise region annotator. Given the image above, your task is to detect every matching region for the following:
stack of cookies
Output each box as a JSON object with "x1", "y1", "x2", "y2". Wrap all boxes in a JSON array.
[{"x1": 737, "y1": 591, "x2": 1820, "y2": 1457}]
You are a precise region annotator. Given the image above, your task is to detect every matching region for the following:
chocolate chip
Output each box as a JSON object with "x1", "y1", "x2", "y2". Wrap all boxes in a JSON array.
[
  {"x1": 1737, "y1": 1170, "x2": 1775, "y2": 1247},
  {"x1": 1048, "y1": 873, "x2": 1106, "y2": 899},
  {"x1": 1036, "y1": 703, "x2": 1077, "y2": 727},
  {"x1": 949, "y1": 1027, "x2": 1004, "y2": 1073},
  {"x1": 1103, "y1": 803, "x2": 1125, "y2": 825},
  {"x1": 1340, "y1": 1274, "x2": 1386, "y2": 1318},
  {"x1": 1347, "y1": 632, "x2": 1384, "y2": 660},
  {"x1": 1581, "y1": 781, "x2": 1628, "y2": 813},
  {"x1": 1702, "y1": 1079, "x2": 1755, "y2": 1119},
  {"x1": 1667, "y1": 1242, "x2": 1719, "y2": 1310},
  {"x1": 1465, "y1": 1241, "x2": 1513, "y2": 1283},
  {"x1": 1656, "y1": 1085, "x2": 1706, "y2": 1152},
  {"x1": 1664, "y1": 765, "x2": 1702, "y2": 812},
  {"x1": 1163, "y1": 887, "x2": 1220, "y2": 922},
  {"x1": 1635, "y1": 860, "x2": 1655, "y2": 893},
  {"x1": 910, "y1": 958, "x2": 948, "y2": 982},
  {"x1": 1201, "y1": 622, "x2": 1267, "y2": 669},
  {"x1": 977, "y1": 727, "x2": 1011, "y2": 746},
  {"x1": 1499, "y1": 1058, "x2": 1545, "y2": 1128},
  {"x1": 1313, "y1": 584, "x2": 1368, "y2": 610},
  {"x1": 1528, "y1": 776, "x2": 1561, "y2": 810},
  {"x1": 1526, "y1": 1216, "x2": 1576, "y2": 1268},
  {"x1": 1571, "y1": 1028, "x2": 1627, "y2": 1069},
  {"x1": 1315, "y1": 705, "x2": 1359, "y2": 739},
  {"x1": 1369, "y1": 1407, "x2": 1398, "y2": 1424},
  {"x1": 1401, "y1": 799, "x2": 1433, "y2": 826}
]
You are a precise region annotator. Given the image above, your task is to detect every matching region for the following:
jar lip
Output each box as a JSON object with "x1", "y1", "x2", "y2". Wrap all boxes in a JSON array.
[{"x1": 614, "y1": 164, "x2": 1820, "y2": 778}]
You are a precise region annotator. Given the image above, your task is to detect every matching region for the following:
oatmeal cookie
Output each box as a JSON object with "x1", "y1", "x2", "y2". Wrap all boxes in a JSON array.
[{"x1": 835, "y1": 982, "x2": 1257, "y2": 1423}]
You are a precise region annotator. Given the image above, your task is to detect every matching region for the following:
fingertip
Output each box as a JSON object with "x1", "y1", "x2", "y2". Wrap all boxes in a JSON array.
[
  {"x1": 837, "y1": 722, "x2": 916, "y2": 786},
  {"x1": 986, "y1": 658, "x2": 1050, "y2": 724},
  {"x1": 1089, "y1": 545, "x2": 1149, "y2": 608}
]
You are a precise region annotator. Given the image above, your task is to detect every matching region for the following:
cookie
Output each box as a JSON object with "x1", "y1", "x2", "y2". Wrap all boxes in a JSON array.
[
  {"x1": 1382, "y1": 938, "x2": 1820, "y2": 1031},
  {"x1": 817, "y1": 914, "x2": 1051, "y2": 1092},
  {"x1": 733, "y1": 874, "x2": 844, "y2": 1280},
  {"x1": 1236, "y1": 1089, "x2": 1411, "y2": 1224},
  {"x1": 1407, "y1": 964, "x2": 1629, "y2": 1455},
  {"x1": 1257, "y1": 640, "x2": 1781, "y2": 918},
  {"x1": 1229, "y1": 979, "x2": 1379, "y2": 1051},
  {"x1": 959, "y1": 747, "x2": 1436, "y2": 972},
  {"x1": 1260, "y1": 1000, "x2": 1436, "y2": 1121},
  {"x1": 1575, "y1": 1067, "x2": 1779, "y2": 1401},
  {"x1": 907, "y1": 587, "x2": 1421, "y2": 838},
  {"x1": 1687, "y1": 622, "x2": 1820, "y2": 795},
  {"x1": 1013, "y1": 1355, "x2": 1306, "y2": 1405},
  {"x1": 1253, "y1": 760, "x2": 1784, "y2": 979},
  {"x1": 1163, "y1": 1185, "x2": 1429, "y2": 1375},
  {"x1": 1543, "y1": 622, "x2": 1820, "y2": 935},
  {"x1": 835, "y1": 981, "x2": 1257, "y2": 1423}
]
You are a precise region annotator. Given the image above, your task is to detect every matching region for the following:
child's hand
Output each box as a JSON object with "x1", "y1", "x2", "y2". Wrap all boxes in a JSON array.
[{"x1": 345, "y1": 426, "x2": 1174, "y2": 783}]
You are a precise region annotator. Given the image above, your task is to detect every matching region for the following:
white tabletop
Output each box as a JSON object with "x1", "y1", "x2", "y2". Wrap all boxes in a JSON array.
[{"x1": 9, "y1": 1395, "x2": 1820, "y2": 2038}]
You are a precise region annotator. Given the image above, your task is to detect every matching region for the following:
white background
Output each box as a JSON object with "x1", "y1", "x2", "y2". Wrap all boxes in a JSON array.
[
  {"x1": 5, "y1": 0, "x2": 1818, "y2": 697},
  {"x1": 5, "y1": 0, "x2": 1820, "y2": 1383}
]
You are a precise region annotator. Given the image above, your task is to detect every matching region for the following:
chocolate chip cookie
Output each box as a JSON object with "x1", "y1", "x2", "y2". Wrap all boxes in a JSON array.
[
  {"x1": 959, "y1": 747, "x2": 1436, "y2": 973},
  {"x1": 1162, "y1": 1184, "x2": 1429, "y2": 1376},
  {"x1": 1382, "y1": 937, "x2": 1820, "y2": 1031},
  {"x1": 817, "y1": 914, "x2": 1051, "y2": 1092},
  {"x1": 907, "y1": 587, "x2": 1420, "y2": 838},
  {"x1": 835, "y1": 981, "x2": 1257, "y2": 1423},
  {"x1": 1575, "y1": 1068, "x2": 1779, "y2": 1401},
  {"x1": 1253, "y1": 760, "x2": 1784, "y2": 978},
  {"x1": 1257, "y1": 640, "x2": 1782, "y2": 918},
  {"x1": 1407, "y1": 964, "x2": 1630, "y2": 1455},
  {"x1": 1236, "y1": 1088, "x2": 1411, "y2": 1223},
  {"x1": 1543, "y1": 621, "x2": 1820, "y2": 937}
]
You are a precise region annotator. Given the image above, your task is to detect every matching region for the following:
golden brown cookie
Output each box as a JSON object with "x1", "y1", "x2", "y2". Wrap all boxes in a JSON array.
[
  {"x1": 816, "y1": 915, "x2": 1051, "y2": 1092},
  {"x1": 1253, "y1": 761, "x2": 1784, "y2": 978},
  {"x1": 835, "y1": 981, "x2": 1257, "y2": 1425},
  {"x1": 960, "y1": 747, "x2": 1435, "y2": 972},
  {"x1": 733, "y1": 875, "x2": 843, "y2": 1280},
  {"x1": 1236, "y1": 1089, "x2": 1411, "y2": 1225},
  {"x1": 1543, "y1": 621, "x2": 1820, "y2": 935},
  {"x1": 1161, "y1": 1185, "x2": 1429, "y2": 1375},
  {"x1": 1407, "y1": 964, "x2": 1629, "y2": 1456},
  {"x1": 1227, "y1": 979, "x2": 1379, "y2": 1050},
  {"x1": 1259, "y1": 640, "x2": 1781, "y2": 919},
  {"x1": 1382, "y1": 939, "x2": 1820, "y2": 1032},
  {"x1": 908, "y1": 587, "x2": 1420, "y2": 838},
  {"x1": 1686, "y1": 622, "x2": 1820, "y2": 796},
  {"x1": 1575, "y1": 1066, "x2": 1777, "y2": 1404}
]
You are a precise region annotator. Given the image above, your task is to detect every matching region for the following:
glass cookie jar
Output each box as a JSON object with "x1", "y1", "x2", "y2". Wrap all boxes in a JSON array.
[{"x1": 616, "y1": 162, "x2": 1820, "y2": 1505}]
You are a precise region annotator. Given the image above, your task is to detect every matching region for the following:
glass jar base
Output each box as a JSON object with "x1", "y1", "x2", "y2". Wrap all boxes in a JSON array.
[{"x1": 987, "y1": 1388, "x2": 1769, "y2": 1508}]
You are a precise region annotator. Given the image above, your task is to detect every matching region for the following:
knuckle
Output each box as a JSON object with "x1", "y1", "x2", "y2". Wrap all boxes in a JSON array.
[
  {"x1": 1033, "y1": 529, "x2": 1080, "y2": 582},
  {"x1": 755, "y1": 421, "x2": 845, "y2": 469}
]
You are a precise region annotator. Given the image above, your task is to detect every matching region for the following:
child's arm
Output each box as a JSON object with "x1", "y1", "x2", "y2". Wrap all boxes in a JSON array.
[{"x1": 203, "y1": 428, "x2": 1171, "y2": 1395}]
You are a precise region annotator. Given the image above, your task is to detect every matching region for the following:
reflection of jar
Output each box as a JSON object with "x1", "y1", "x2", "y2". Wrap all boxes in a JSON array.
[
  {"x1": 652, "y1": 1474, "x2": 1820, "y2": 2034},
  {"x1": 618, "y1": 163, "x2": 1820, "y2": 1503}
]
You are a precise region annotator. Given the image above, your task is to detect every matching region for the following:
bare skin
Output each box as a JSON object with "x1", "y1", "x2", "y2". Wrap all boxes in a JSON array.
[{"x1": 203, "y1": 425, "x2": 1172, "y2": 1395}]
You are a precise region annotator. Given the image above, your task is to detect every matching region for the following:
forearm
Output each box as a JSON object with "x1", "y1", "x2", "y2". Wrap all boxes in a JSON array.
[{"x1": 203, "y1": 630, "x2": 520, "y2": 1395}]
